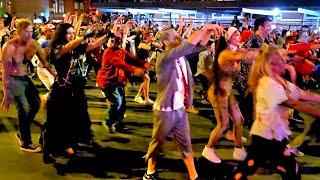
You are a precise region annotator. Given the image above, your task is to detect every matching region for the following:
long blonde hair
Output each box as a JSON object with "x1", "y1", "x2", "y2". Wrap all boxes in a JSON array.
[{"x1": 248, "y1": 43, "x2": 281, "y2": 93}]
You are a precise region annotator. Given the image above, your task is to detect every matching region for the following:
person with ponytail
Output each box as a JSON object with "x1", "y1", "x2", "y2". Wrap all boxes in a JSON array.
[{"x1": 202, "y1": 36, "x2": 247, "y2": 163}]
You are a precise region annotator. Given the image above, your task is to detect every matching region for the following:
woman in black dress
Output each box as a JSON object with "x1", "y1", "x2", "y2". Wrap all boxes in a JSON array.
[{"x1": 43, "y1": 23, "x2": 108, "y2": 162}]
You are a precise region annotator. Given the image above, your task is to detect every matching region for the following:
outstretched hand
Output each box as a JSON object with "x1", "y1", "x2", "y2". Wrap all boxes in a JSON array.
[
  {"x1": 202, "y1": 24, "x2": 224, "y2": 37},
  {"x1": 179, "y1": 15, "x2": 185, "y2": 27}
]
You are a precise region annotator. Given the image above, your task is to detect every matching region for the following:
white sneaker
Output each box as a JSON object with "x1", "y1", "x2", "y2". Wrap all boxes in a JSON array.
[
  {"x1": 145, "y1": 99, "x2": 154, "y2": 104},
  {"x1": 202, "y1": 145, "x2": 221, "y2": 163},
  {"x1": 225, "y1": 131, "x2": 247, "y2": 143},
  {"x1": 200, "y1": 99, "x2": 210, "y2": 105},
  {"x1": 233, "y1": 147, "x2": 247, "y2": 161},
  {"x1": 134, "y1": 96, "x2": 145, "y2": 104}
]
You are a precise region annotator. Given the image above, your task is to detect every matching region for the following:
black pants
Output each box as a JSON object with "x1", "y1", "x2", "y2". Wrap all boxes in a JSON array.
[
  {"x1": 46, "y1": 77, "x2": 93, "y2": 152},
  {"x1": 12, "y1": 76, "x2": 40, "y2": 145},
  {"x1": 195, "y1": 74, "x2": 209, "y2": 99},
  {"x1": 232, "y1": 135, "x2": 300, "y2": 180},
  {"x1": 237, "y1": 92, "x2": 253, "y2": 127}
]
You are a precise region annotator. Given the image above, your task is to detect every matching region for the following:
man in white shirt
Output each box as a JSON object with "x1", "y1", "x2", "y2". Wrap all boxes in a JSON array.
[
  {"x1": 36, "y1": 24, "x2": 56, "y2": 90},
  {"x1": 143, "y1": 25, "x2": 223, "y2": 180},
  {"x1": 195, "y1": 40, "x2": 215, "y2": 104}
]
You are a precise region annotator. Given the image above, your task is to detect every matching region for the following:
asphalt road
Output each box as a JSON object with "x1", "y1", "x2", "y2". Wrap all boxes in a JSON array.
[{"x1": 0, "y1": 76, "x2": 320, "y2": 180}]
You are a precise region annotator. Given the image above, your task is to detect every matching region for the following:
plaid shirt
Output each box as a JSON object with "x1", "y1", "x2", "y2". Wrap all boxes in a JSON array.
[
  {"x1": 233, "y1": 34, "x2": 266, "y2": 95},
  {"x1": 96, "y1": 47, "x2": 146, "y2": 89}
]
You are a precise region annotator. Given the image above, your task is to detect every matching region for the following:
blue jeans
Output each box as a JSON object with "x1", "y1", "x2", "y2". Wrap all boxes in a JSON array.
[
  {"x1": 102, "y1": 84, "x2": 126, "y2": 128},
  {"x1": 9, "y1": 76, "x2": 40, "y2": 145}
]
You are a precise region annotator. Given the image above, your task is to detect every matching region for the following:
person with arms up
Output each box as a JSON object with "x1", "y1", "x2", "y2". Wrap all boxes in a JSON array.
[
  {"x1": 143, "y1": 24, "x2": 223, "y2": 180},
  {"x1": 233, "y1": 44, "x2": 320, "y2": 180}
]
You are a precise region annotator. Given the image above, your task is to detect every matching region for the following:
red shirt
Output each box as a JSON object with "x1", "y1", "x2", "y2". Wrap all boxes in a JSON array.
[
  {"x1": 96, "y1": 47, "x2": 146, "y2": 89},
  {"x1": 288, "y1": 43, "x2": 310, "y2": 58},
  {"x1": 288, "y1": 43, "x2": 315, "y2": 75}
]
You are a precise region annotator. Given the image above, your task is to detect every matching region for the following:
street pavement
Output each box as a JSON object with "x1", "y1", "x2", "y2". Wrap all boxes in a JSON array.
[{"x1": 0, "y1": 76, "x2": 320, "y2": 180}]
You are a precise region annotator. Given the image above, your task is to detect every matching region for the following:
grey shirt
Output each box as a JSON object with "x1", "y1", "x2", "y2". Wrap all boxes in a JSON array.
[{"x1": 154, "y1": 41, "x2": 205, "y2": 110}]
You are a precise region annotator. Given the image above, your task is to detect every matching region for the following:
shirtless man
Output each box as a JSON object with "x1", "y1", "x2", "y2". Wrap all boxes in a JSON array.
[{"x1": 1, "y1": 19, "x2": 55, "y2": 152}]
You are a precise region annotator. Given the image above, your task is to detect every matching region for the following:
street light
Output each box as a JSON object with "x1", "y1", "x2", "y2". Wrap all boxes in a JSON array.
[{"x1": 273, "y1": 8, "x2": 280, "y2": 16}]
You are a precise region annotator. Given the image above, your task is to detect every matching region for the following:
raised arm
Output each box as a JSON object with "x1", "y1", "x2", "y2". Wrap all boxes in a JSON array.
[
  {"x1": 54, "y1": 36, "x2": 85, "y2": 59},
  {"x1": 121, "y1": 20, "x2": 135, "y2": 49},
  {"x1": 9, "y1": 16, "x2": 16, "y2": 31},
  {"x1": 188, "y1": 24, "x2": 223, "y2": 46},
  {"x1": 161, "y1": 24, "x2": 223, "y2": 63},
  {"x1": 53, "y1": 26, "x2": 100, "y2": 59},
  {"x1": 176, "y1": 15, "x2": 185, "y2": 37},
  {"x1": 86, "y1": 34, "x2": 108, "y2": 52},
  {"x1": 112, "y1": 17, "x2": 122, "y2": 33},
  {"x1": 74, "y1": 14, "x2": 84, "y2": 37},
  {"x1": 182, "y1": 17, "x2": 194, "y2": 39}
]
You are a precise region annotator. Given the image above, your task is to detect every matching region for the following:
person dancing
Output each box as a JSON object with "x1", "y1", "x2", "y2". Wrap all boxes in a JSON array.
[{"x1": 233, "y1": 44, "x2": 320, "y2": 180}]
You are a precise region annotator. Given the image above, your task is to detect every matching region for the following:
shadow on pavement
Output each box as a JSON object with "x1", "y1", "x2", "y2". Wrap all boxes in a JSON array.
[{"x1": 52, "y1": 146, "x2": 189, "y2": 179}]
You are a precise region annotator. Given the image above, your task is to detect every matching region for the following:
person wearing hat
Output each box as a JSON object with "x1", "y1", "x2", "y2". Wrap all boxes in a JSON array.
[
  {"x1": 36, "y1": 24, "x2": 56, "y2": 90},
  {"x1": 134, "y1": 29, "x2": 159, "y2": 104},
  {"x1": 223, "y1": 27, "x2": 252, "y2": 144},
  {"x1": 226, "y1": 27, "x2": 241, "y2": 51},
  {"x1": 29, "y1": 24, "x2": 57, "y2": 111}
]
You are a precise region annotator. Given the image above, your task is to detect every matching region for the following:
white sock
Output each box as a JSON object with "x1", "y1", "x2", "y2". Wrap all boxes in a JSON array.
[
  {"x1": 147, "y1": 170, "x2": 155, "y2": 175},
  {"x1": 190, "y1": 174, "x2": 198, "y2": 180}
]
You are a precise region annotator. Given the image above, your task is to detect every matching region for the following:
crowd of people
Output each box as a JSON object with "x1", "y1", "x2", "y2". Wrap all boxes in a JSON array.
[{"x1": 1, "y1": 11, "x2": 320, "y2": 180}]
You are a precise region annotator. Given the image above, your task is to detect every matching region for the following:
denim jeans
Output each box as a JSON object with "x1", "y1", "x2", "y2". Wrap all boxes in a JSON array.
[
  {"x1": 9, "y1": 76, "x2": 40, "y2": 145},
  {"x1": 102, "y1": 84, "x2": 126, "y2": 128}
]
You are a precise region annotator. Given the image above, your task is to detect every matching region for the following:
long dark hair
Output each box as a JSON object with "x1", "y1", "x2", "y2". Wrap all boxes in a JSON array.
[
  {"x1": 47, "y1": 23, "x2": 73, "y2": 62},
  {"x1": 50, "y1": 23, "x2": 73, "y2": 48},
  {"x1": 211, "y1": 36, "x2": 228, "y2": 95}
]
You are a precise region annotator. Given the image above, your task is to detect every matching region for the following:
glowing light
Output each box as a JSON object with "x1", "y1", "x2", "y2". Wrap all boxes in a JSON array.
[
  {"x1": 273, "y1": 8, "x2": 280, "y2": 16},
  {"x1": 271, "y1": 24, "x2": 277, "y2": 30},
  {"x1": 286, "y1": 31, "x2": 291, "y2": 37}
]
